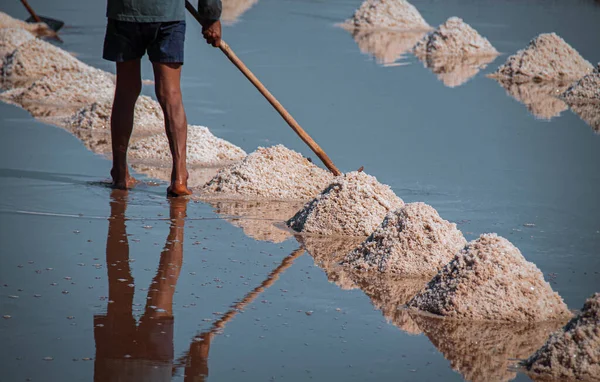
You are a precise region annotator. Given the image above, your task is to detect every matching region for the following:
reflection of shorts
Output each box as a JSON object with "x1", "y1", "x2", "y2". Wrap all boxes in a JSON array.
[{"x1": 103, "y1": 19, "x2": 186, "y2": 63}]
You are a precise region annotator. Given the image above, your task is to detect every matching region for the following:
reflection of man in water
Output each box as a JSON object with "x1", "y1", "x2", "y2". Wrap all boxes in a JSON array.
[{"x1": 94, "y1": 190, "x2": 208, "y2": 381}]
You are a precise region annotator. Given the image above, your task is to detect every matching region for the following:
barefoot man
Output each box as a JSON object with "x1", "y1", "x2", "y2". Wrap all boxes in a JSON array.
[{"x1": 103, "y1": 0, "x2": 222, "y2": 196}]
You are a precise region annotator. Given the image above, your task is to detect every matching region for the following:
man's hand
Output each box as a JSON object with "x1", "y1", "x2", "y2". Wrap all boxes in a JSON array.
[{"x1": 202, "y1": 20, "x2": 221, "y2": 47}]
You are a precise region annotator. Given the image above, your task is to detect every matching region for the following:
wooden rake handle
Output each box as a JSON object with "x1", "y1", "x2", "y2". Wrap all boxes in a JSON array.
[{"x1": 185, "y1": 1, "x2": 341, "y2": 176}]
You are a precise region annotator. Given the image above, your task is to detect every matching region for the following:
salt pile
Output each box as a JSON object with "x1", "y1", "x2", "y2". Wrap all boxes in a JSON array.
[
  {"x1": 524, "y1": 293, "x2": 600, "y2": 381},
  {"x1": 561, "y1": 63, "x2": 600, "y2": 104},
  {"x1": 287, "y1": 171, "x2": 404, "y2": 236},
  {"x1": 201, "y1": 145, "x2": 334, "y2": 201},
  {"x1": 413, "y1": 17, "x2": 498, "y2": 58},
  {"x1": 221, "y1": 0, "x2": 258, "y2": 25},
  {"x1": 298, "y1": 235, "x2": 364, "y2": 290},
  {"x1": 207, "y1": 200, "x2": 303, "y2": 243},
  {"x1": 341, "y1": 0, "x2": 430, "y2": 31},
  {"x1": 0, "y1": 28, "x2": 35, "y2": 61},
  {"x1": 0, "y1": 12, "x2": 52, "y2": 37},
  {"x1": 343, "y1": 202, "x2": 466, "y2": 276},
  {"x1": 129, "y1": 125, "x2": 246, "y2": 165},
  {"x1": 1, "y1": 67, "x2": 115, "y2": 115},
  {"x1": 569, "y1": 103, "x2": 600, "y2": 133},
  {"x1": 491, "y1": 33, "x2": 593, "y2": 83},
  {"x1": 1, "y1": 38, "x2": 86, "y2": 85},
  {"x1": 349, "y1": 29, "x2": 426, "y2": 66},
  {"x1": 412, "y1": 313, "x2": 566, "y2": 382},
  {"x1": 497, "y1": 80, "x2": 570, "y2": 120},
  {"x1": 408, "y1": 233, "x2": 572, "y2": 322}
]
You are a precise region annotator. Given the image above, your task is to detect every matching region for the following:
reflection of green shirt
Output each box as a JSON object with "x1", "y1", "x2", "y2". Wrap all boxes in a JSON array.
[{"x1": 107, "y1": 0, "x2": 221, "y2": 23}]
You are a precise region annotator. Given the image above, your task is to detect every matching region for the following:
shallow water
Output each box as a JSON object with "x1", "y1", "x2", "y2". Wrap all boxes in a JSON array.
[{"x1": 1, "y1": 0, "x2": 600, "y2": 381}]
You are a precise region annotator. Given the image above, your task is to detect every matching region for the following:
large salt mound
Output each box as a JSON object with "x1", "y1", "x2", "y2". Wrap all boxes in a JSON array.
[
  {"x1": 413, "y1": 17, "x2": 498, "y2": 58},
  {"x1": 343, "y1": 202, "x2": 466, "y2": 276},
  {"x1": 1, "y1": 38, "x2": 86, "y2": 84},
  {"x1": 0, "y1": 28, "x2": 35, "y2": 61},
  {"x1": 0, "y1": 12, "x2": 52, "y2": 37},
  {"x1": 496, "y1": 80, "x2": 570, "y2": 120},
  {"x1": 570, "y1": 103, "x2": 600, "y2": 134},
  {"x1": 491, "y1": 33, "x2": 593, "y2": 83},
  {"x1": 420, "y1": 54, "x2": 496, "y2": 88},
  {"x1": 408, "y1": 233, "x2": 572, "y2": 322},
  {"x1": 201, "y1": 145, "x2": 334, "y2": 201},
  {"x1": 129, "y1": 125, "x2": 246, "y2": 165},
  {"x1": 524, "y1": 293, "x2": 600, "y2": 381},
  {"x1": 412, "y1": 313, "x2": 566, "y2": 382},
  {"x1": 287, "y1": 171, "x2": 404, "y2": 236},
  {"x1": 1, "y1": 67, "x2": 115, "y2": 115},
  {"x1": 349, "y1": 29, "x2": 426, "y2": 66},
  {"x1": 341, "y1": 0, "x2": 430, "y2": 31},
  {"x1": 221, "y1": 0, "x2": 258, "y2": 25},
  {"x1": 561, "y1": 64, "x2": 600, "y2": 104}
]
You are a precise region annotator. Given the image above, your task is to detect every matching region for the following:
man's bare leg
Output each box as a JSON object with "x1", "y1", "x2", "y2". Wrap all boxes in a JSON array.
[
  {"x1": 152, "y1": 62, "x2": 191, "y2": 196},
  {"x1": 110, "y1": 59, "x2": 142, "y2": 189}
]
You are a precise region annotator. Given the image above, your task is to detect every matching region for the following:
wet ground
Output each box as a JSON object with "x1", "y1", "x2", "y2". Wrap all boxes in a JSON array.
[{"x1": 1, "y1": 0, "x2": 600, "y2": 381}]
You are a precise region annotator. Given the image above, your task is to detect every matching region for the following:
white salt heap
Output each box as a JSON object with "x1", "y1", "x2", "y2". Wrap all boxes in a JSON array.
[
  {"x1": 0, "y1": 12, "x2": 53, "y2": 37},
  {"x1": 129, "y1": 125, "x2": 246, "y2": 165},
  {"x1": 561, "y1": 63, "x2": 600, "y2": 104},
  {"x1": 408, "y1": 233, "x2": 572, "y2": 322},
  {"x1": 491, "y1": 33, "x2": 593, "y2": 83},
  {"x1": 201, "y1": 145, "x2": 334, "y2": 201},
  {"x1": 343, "y1": 202, "x2": 466, "y2": 276},
  {"x1": 525, "y1": 293, "x2": 600, "y2": 381},
  {"x1": 287, "y1": 171, "x2": 404, "y2": 236},
  {"x1": 0, "y1": 28, "x2": 35, "y2": 61},
  {"x1": 342, "y1": 0, "x2": 430, "y2": 31},
  {"x1": 413, "y1": 17, "x2": 498, "y2": 58},
  {"x1": 1, "y1": 38, "x2": 86, "y2": 83},
  {"x1": 570, "y1": 103, "x2": 600, "y2": 134}
]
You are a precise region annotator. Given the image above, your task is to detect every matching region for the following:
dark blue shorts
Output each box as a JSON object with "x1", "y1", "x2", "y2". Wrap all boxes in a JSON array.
[{"x1": 103, "y1": 19, "x2": 186, "y2": 64}]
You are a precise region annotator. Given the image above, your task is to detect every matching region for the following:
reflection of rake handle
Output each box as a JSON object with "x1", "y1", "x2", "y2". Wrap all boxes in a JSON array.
[{"x1": 173, "y1": 247, "x2": 305, "y2": 369}]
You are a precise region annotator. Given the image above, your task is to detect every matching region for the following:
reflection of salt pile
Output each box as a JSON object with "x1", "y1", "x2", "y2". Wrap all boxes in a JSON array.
[
  {"x1": 569, "y1": 103, "x2": 600, "y2": 133},
  {"x1": 412, "y1": 313, "x2": 566, "y2": 382},
  {"x1": 349, "y1": 29, "x2": 426, "y2": 66},
  {"x1": 201, "y1": 145, "x2": 334, "y2": 200},
  {"x1": 496, "y1": 80, "x2": 570, "y2": 120},
  {"x1": 0, "y1": 28, "x2": 34, "y2": 61},
  {"x1": 491, "y1": 33, "x2": 593, "y2": 83},
  {"x1": 129, "y1": 125, "x2": 246, "y2": 165},
  {"x1": 221, "y1": 0, "x2": 258, "y2": 25},
  {"x1": 1, "y1": 68, "x2": 115, "y2": 116},
  {"x1": 524, "y1": 293, "x2": 600, "y2": 381},
  {"x1": 414, "y1": 17, "x2": 498, "y2": 87},
  {"x1": 298, "y1": 235, "x2": 364, "y2": 290},
  {"x1": 343, "y1": 202, "x2": 466, "y2": 276},
  {"x1": 561, "y1": 64, "x2": 600, "y2": 104},
  {"x1": 287, "y1": 171, "x2": 404, "y2": 236},
  {"x1": 352, "y1": 273, "x2": 428, "y2": 334},
  {"x1": 409, "y1": 234, "x2": 572, "y2": 322},
  {"x1": 207, "y1": 200, "x2": 303, "y2": 243},
  {"x1": 341, "y1": 0, "x2": 430, "y2": 31},
  {"x1": 0, "y1": 12, "x2": 52, "y2": 37},
  {"x1": 1, "y1": 38, "x2": 86, "y2": 85}
]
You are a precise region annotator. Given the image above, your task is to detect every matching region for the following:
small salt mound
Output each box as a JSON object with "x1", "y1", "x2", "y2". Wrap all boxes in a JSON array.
[
  {"x1": 496, "y1": 80, "x2": 570, "y2": 120},
  {"x1": 287, "y1": 171, "x2": 404, "y2": 237},
  {"x1": 1, "y1": 38, "x2": 86, "y2": 84},
  {"x1": 419, "y1": 54, "x2": 496, "y2": 88},
  {"x1": 413, "y1": 17, "x2": 498, "y2": 58},
  {"x1": 1, "y1": 67, "x2": 115, "y2": 115},
  {"x1": 349, "y1": 29, "x2": 426, "y2": 66},
  {"x1": 221, "y1": 0, "x2": 258, "y2": 25},
  {"x1": 341, "y1": 0, "x2": 430, "y2": 31},
  {"x1": 0, "y1": 28, "x2": 35, "y2": 60},
  {"x1": 201, "y1": 145, "x2": 334, "y2": 201},
  {"x1": 63, "y1": 95, "x2": 164, "y2": 134},
  {"x1": 570, "y1": 103, "x2": 600, "y2": 134},
  {"x1": 524, "y1": 293, "x2": 600, "y2": 381},
  {"x1": 0, "y1": 12, "x2": 52, "y2": 37},
  {"x1": 408, "y1": 233, "x2": 572, "y2": 322},
  {"x1": 491, "y1": 33, "x2": 593, "y2": 83},
  {"x1": 343, "y1": 202, "x2": 466, "y2": 276},
  {"x1": 561, "y1": 64, "x2": 600, "y2": 104},
  {"x1": 129, "y1": 125, "x2": 246, "y2": 165},
  {"x1": 412, "y1": 313, "x2": 566, "y2": 382}
]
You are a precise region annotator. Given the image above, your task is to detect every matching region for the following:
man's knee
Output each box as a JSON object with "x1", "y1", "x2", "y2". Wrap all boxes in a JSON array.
[{"x1": 155, "y1": 86, "x2": 183, "y2": 109}]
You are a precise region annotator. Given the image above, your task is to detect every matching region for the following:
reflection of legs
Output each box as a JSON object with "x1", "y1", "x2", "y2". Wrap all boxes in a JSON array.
[
  {"x1": 184, "y1": 332, "x2": 213, "y2": 382},
  {"x1": 152, "y1": 62, "x2": 191, "y2": 196},
  {"x1": 110, "y1": 60, "x2": 142, "y2": 189}
]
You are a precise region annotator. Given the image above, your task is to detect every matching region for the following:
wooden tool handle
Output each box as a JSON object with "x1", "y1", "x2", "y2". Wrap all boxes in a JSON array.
[{"x1": 20, "y1": 0, "x2": 42, "y2": 22}]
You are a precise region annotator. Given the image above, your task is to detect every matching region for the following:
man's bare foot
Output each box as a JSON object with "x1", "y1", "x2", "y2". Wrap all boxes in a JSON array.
[
  {"x1": 111, "y1": 168, "x2": 137, "y2": 190},
  {"x1": 167, "y1": 182, "x2": 192, "y2": 197}
]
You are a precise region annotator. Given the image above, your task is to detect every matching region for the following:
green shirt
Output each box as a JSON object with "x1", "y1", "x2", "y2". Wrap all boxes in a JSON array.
[{"x1": 107, "y1": 0, "x2": 221, "y2": 23}]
